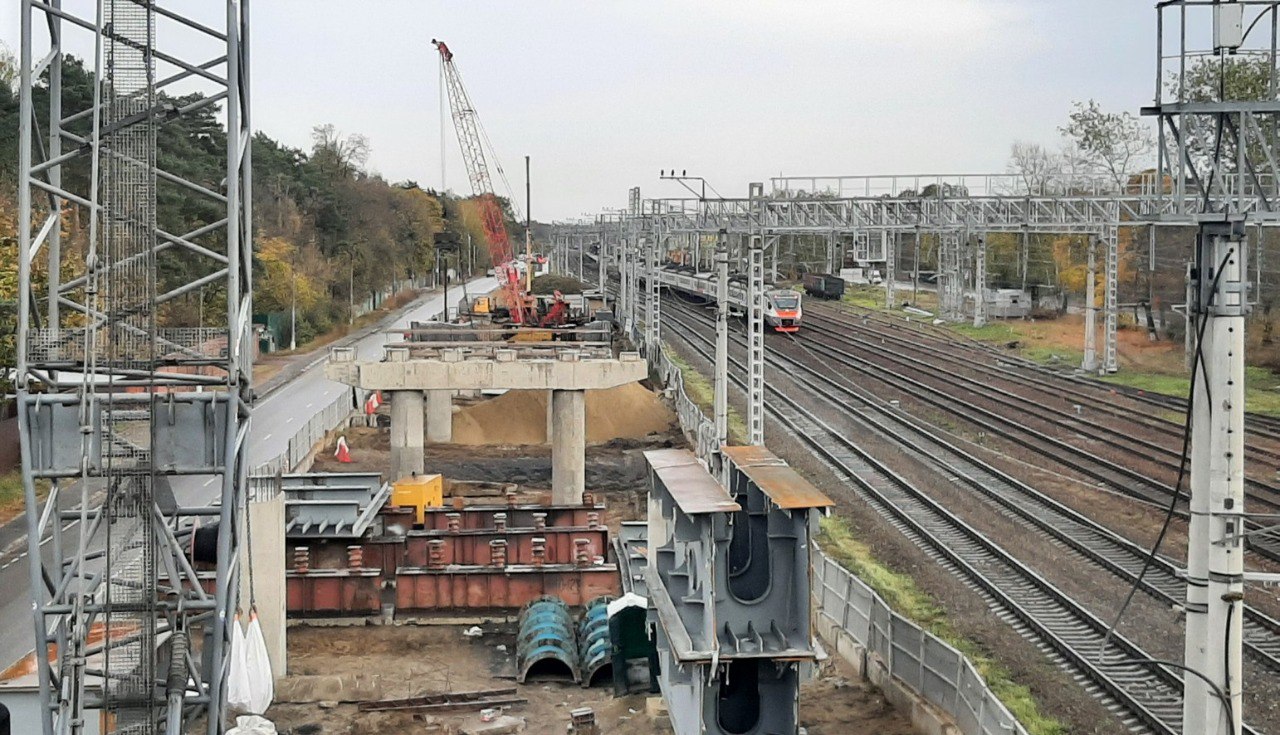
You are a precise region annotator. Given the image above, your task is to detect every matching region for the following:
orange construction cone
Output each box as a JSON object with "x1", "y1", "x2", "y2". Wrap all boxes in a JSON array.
[{"x1": 335, "y1": 436, "x2": 353, "y2": 463}]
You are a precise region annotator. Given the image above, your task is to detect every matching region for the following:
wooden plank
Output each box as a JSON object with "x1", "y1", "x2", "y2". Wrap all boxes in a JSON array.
[
  {"x1": 360, "y1": 696, "x2": 526, "y2": 713},
  {"x1": 358, "y1": 687, "x2": 517, "y2": 712}
]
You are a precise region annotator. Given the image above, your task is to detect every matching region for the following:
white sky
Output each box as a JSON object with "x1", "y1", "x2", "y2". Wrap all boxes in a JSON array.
[{"x1": 1, "y1": 1, "x2": 1160, "y2": 220}]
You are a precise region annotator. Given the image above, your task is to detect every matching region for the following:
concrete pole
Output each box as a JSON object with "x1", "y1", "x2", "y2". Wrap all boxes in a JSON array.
[
  {"x1": 1083, "y1": 236, "x2": 1098, "y2": 373},
  {"x1": 714, "y1": 230, "x2": 729, "y2": 447},
  {"x1": 425, "y1": 389, "x2": 452, "y2": 443},
  {"x1": 1182, "y1": 220, "x2": 1246, "y2": 735},
  {"x1": 389, "y1": 390, "x2": 425, "y2": 480},
  {"x1": 550, "y1": 389, "x2": 586, "y2": 505}
]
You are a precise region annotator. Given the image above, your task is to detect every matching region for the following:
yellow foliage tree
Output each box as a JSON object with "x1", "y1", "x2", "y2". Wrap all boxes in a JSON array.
[{"x1": 255, "y1": 236, "x2": 327, "y2": 316}]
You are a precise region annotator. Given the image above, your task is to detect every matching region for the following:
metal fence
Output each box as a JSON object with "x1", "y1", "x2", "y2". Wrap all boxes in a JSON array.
[
  {"x1": 250, "y1": 387, "x2": 357, "y2": 477},
  {"x1": 813, "y1": 550, "x2": 1027, "y2": 735},
  {"x1": 653, "y1": 345, "x2": 720, "y2": 461}
]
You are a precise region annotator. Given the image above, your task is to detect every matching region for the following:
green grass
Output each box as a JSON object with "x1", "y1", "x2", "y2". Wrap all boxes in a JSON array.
[
  {"x1": 841, "y1": 285, "x2": 889, "y2": 310},
  {"x1": 1097, "y1": 365, "x2": 1280, "y2": 417},
  {"x1": 949, "y1": 322, "x2": 1023, "y2": 343},
  {"x1": 0, "y1": 470, "x2": 49, "y2": 524},
  {"x1": 819, "y1": 516, "x2": 1066, "y2": 735},
  {"x1": 0, "y1": 471, "x2": 23, "y2": 513},
  {"x1": 665, "y1": 349, "x2": 747, "y2": 443},
  {"x1": 1020, "y1": 344, "x2": 1086, "y2": 367}
]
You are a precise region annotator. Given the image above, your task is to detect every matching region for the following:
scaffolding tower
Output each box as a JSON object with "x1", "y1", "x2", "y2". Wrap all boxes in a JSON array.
[{"x1": 17, "y1": 2, "x2": 253, "y2": 733}]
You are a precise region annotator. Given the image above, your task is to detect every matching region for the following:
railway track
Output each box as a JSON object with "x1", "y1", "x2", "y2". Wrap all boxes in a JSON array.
[
  {"x1": 805, "y1": 305, "x2": 1280, "y2": 470},
  {"x1": 823, "y1": 302, "x2": 1280, "y2": 446},
  {"x1": 786, "y1": 308, "x2": 1280, "y2": 563},
  {"x1": 661, "y1": 303, "x2": 1250, "y2": 735},
  {"x1": 666, "y1": 299, "x2": 1280, "y2": 675}
]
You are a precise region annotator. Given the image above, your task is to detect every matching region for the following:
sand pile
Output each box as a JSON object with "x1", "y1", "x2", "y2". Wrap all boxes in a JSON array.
[{"x1": 452, "y1": 382, "x2": 675, "y2": 446}]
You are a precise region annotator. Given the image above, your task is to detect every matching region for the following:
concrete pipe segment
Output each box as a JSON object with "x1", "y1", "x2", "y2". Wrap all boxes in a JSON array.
[{"x1": 516, "y1": 596, "x2": 581, "y2": 683}]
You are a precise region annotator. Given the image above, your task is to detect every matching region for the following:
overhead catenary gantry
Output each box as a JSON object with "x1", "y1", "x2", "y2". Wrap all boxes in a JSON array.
[{"x1": 17, "y1": 2, "x2": 253, "y2": 734}]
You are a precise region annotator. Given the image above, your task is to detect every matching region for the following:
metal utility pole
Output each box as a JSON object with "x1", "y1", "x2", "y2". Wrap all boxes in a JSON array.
[
  {"x1": 748, "y1": 182, "x2": 767, "y2": 447},
  {"x1": 1084, "y1": 236, "x2": 1099, "y2": 373},
  {"x1": 714, "y1": 230, "x2": 730, "y2": 447},
  {"x1": 973, "y1": 234, "x2": 987, "y2": 328},
  {"x1": 526, "y1": 155, "x2": 534, "y2": 294},
  {"x1": 913, "y1": 227, "x2": 921, "y2": 307},
  {"x1": 17, "y1": 2, "x2": 253, "y2": 733},
  {"x1": 1103, "y1": 224, "x2": 1120, "y2": 373},
  {"x1": 885, "y1": 231, "x2": 896, "y2": 309}
]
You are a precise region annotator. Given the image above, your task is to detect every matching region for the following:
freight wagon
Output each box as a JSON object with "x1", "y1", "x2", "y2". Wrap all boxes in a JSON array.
[{"x1": 802, "y1": 273, "x2": 845, "y2": 300}]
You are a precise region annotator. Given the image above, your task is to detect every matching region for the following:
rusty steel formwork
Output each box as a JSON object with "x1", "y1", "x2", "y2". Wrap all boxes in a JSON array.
[
  {"x1": 277, "y1": 483, "x2": 622, "y2": 615},
  {"x1": 643, "y1": 447, "x2": 831, "y2": 735},
  {"x1": 418, "y1": 503, "x2": 606, "y2": 531},
  {"x1": 394, "y1": 565, "x2": 621, "y2": 611},
  {"x1": 288, "y1": 528, "x2": 610, "y2": 573}
]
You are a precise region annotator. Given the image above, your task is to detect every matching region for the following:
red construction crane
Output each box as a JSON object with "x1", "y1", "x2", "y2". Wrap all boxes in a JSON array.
[{"x1": 433, "y1": 39, "x2": 529, "y2": 324}]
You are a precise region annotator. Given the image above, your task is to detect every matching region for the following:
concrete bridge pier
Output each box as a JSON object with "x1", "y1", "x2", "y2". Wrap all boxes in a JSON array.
[
  {"x1": 390, "y1": 390, "x2": 425, "y2": 480},
  {"x1": 426, "y1": 389, "x2": 452, "y2": 443},
  {"x1": 551, "y1": 389, "x2": 586, "y2": 504}
]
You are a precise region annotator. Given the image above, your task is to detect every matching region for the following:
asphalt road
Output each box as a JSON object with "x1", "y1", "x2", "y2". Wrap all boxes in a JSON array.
[{"x1": 0, "y1": 277, "x2": 497, "y2": 669}]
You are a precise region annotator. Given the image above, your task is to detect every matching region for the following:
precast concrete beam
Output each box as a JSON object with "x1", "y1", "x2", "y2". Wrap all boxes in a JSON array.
[
  {"x1": 389, "y1": 390, "x2": 425, "y2": 481},
  {"x1": 425, "y1": 389, "x2": 452, "y2": 443},
  {"x1": 551, "y1": 389, "x2": 586, "y2": 505},
  {"x1": 326, "y1": 348, "x2": 647, "y2": 392}
]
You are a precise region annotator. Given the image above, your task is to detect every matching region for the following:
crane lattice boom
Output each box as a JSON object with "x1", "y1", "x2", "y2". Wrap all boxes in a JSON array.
[{"x1": 433, "y1": 39, "x2": 528, "y2": 324}]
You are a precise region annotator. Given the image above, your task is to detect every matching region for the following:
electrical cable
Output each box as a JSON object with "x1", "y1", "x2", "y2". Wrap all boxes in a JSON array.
[{"x1": 1099, "y1": 247, "x2": 1233, "y2": 648}]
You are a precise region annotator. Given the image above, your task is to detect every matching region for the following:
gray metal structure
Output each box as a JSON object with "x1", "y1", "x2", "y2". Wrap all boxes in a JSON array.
[
  {"x1": 643, "y1": 448, "x2": 828, "y2": 735},
  {"x1": 17, "y1": 2, "x2": 252, "y2": 733}
]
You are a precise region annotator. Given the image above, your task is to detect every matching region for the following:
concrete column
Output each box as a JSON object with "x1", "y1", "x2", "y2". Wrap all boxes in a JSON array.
[
  {"x1": 550, "y1": 389, "x2": 586, "y2": 505},
  {"x1": 390, "y1": 390, "x2": 425, "y2": 480},
  {"x1": 425, "y1": 389, "x2": 452, "y2": 443},
  {"x1": 238, "y1": 491, "x2": 286, "y2": 680}
]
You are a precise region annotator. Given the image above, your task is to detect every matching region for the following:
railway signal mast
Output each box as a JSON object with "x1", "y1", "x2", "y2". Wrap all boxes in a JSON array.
[
  {"x1": 1143, "y1": 3, "x2": 1280, "y2": 733},
  {"x1": 17, "y1": 2, "x2": 253, "y2": 733},
  {"x1": 433, "y1": 39, "x2": 529, "y2": 324}
]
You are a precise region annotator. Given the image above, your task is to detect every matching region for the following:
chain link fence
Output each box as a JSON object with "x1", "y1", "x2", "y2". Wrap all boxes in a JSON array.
[{"x1": 813, "y1": 550, "x2": 1027, "y2": 735}]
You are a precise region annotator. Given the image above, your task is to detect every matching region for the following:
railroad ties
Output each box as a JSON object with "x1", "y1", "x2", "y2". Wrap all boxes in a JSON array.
[{"x1": 660, "y1": 302, "x2": 1272, "y2": 735}]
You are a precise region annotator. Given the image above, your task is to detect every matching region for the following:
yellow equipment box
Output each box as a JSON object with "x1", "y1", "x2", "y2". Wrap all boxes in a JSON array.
[{"x1": 392, "y1": 473, "x2": 444, "y2": 525}]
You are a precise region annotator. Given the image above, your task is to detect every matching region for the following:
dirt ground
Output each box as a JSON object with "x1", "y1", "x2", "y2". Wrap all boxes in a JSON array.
[
  {"x1": 452, "y1": 383, "x2": 676, "y2": 446},
  {"x1": 267, "y1": 623, "x2": 913, "y2": 735}
]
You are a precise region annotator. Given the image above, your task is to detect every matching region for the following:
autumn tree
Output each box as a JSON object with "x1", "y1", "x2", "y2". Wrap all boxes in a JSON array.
[
  {"x1": 1007, "y1": 142, "x2": 1060, "y2": 195},
  {"x1": 1060, "y1": 100, "x2": 1153, "y2": 191}
]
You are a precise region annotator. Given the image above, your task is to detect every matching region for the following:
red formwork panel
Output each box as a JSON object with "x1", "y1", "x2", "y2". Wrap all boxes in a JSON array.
[
  {"x1": 394, "y1": 565, "x2": 621, "y2": 610},
  {"x1": 285, "y1": 570, "x2": 384, "y2": 615},
  {"x1": 287, "y1": 528, "x2": 609, "y2": 572},
  {"x1": 401, "y1": 528, "x2": 608, "y2": 567},
  {"x1": 288, "y1": 538, "x2": 404, "y2": 572}
]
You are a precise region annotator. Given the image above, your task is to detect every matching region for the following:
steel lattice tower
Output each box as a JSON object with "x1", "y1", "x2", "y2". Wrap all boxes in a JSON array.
[{"x1": 17, "y1": 2, "x2": 253, "y2": 733}]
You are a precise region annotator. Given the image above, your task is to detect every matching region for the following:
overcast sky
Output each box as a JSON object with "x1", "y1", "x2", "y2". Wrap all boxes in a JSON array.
[{"x1": 2, "y1": 1, "x2": 1162, "y2": 220}]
